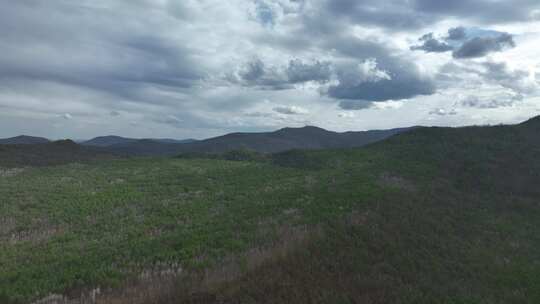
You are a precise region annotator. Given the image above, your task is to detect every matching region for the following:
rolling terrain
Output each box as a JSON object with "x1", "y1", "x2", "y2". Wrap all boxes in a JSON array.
[
  {"x1": 104, "y1": 126, "x2": 415, "y2": 156},
  {"x1": 1, "y1": 117, "x2": 540, "y2": 303},
  {"x1": 81, "y1": 136, "x2": 197, "y2": 147},
  {"x1": 0, "y1": 140, "x2": 117, "y2": 168},
  {"x1": 1, "y1": 126, "x2": 412, "y2": 157}
]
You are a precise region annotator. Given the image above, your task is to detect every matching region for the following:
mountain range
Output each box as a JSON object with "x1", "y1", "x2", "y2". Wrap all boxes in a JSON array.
[
  {"x1": 94, "y1": 126, "x2": 416, "y2": 156},
  {"x1": 81, "y1": 136, "x2": 197, "y2": 147},
  {"x1": 0, "y1": 126, "x2": 415, "y2": 156}
]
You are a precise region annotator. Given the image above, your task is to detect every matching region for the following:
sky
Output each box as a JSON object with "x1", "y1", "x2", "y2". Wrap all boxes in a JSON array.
[{"x1": 1, "y1": 0, "x2": 539, "y2": 140}]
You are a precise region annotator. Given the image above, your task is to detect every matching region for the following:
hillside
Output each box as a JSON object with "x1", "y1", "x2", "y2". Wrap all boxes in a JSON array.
[
  {"x1": 81, "y1": 136, "x2": 138, "y2": 147},
  {"x1": 0, "y1": 140, "x2": 117, "y2": 168},
  {"x1": 82, "y1": 136, "x2": 197, "y2": 147},
  {"x1": 107, "y1": 126, "x2": 414, "y2": 156},
  {"x1": 153, "y1": 138, "x2": 198, "y2": 144},
  {"x1": 0, "y1": 135, "x2": 50, "y2": 145},
  {"x1": 1, "y1": 117, "x2": 540, "y2": 303}
]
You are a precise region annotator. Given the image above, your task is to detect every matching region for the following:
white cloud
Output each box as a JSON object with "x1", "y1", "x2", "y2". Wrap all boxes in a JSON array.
[
  {"x1": 429, "y1": 108, "x2": 457, "y2": 116},
  {"x1": 338, "y1": 112, "x2": 355, "y2": 118},
  {"x1": 273, "y1": 105, "x2": 309, "y2": 115},
  {"x1": 0, "y1": 1, "x2": 539, "y2": 138}
]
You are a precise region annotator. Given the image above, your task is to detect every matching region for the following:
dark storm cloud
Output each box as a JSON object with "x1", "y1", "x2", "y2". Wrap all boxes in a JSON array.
[
  {"x1": 229, "y1": 58, "x2": 332, "y2": 90},
  {"x1": 240, "y1": 59, "x2": 267, "y2": 83},
  {"x1": 328, "y1": 74, "x2": 435, "y2": 102},
  {"x1": 452, "y1": 33, "x2": 516, "y2": 58},
  {"x1": 326, "y1": 56, "x2": 436, "y2": 102},
  {"x1": 282, "y1": 32, "x2": 438, "y2": 103},
  {"x1": 447, "y1": 27, "x2": 467, "y2": 41},
  {"x1": 286, "y1": 59, "x2": 332, "y2": 84},
  {"x1": 410, "y1": 33, "x2": 453, "y2": 53},
  {"x1": 230, "y1": 47, "x2": 436, "y2": 103},
  {"x1": 231, "y1": 58, "x2": 291, "y2": 90},
  {"x1": 411, "y1": 27, "x2": 516, "y2": 59}
]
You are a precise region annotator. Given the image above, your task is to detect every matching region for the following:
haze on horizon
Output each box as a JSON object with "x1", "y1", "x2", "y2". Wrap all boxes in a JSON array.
[{"x1": 1, "y1": 0, "x2": 539, "y2": 140}]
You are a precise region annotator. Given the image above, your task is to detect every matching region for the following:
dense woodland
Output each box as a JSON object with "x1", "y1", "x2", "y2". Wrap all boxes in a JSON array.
[{"x1": 1, "y1": 117, "x2": 540, "y2": 303}]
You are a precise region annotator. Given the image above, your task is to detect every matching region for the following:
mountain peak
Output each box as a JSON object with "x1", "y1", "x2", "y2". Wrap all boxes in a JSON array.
[
  {"x1": 274, "y1": 125, "x2": 330, "y2": 134},
  {"x1": 53, "y1": 139, "x2": 77, "y2": 146},
  {"x1": 82, "y1": 136, "x2": 136, "y2": 147}
]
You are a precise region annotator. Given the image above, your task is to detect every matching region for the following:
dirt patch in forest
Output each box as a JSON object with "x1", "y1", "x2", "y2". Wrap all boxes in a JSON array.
[
  {"x1": 0, "y1": 167, "x2": 25, "y2": 177},
  {"x1": 29, "y1": 224, "x2": 320, "y2": 304},
  {"x1": 377, "y1": 172, "x2": 416, "y2": 191}
]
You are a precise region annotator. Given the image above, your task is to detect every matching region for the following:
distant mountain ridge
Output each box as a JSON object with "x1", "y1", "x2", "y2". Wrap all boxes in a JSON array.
[
  {"x1": 105, "y1": 126, "x2": 417, "y2": 156},
  {"x1": 1, "y1": 126, "x2": 416, "y2": 156},
  {"x1": 81, "y1": 136, "x2": 136, "y2": 147},
  {"x1": 81, "y1": 136, "x2": 197, "y2": 147},
  {"x1": 3, "y1": 116, "x2": 540, "y2": 161},
  {"x1": 0, "y1": 135, "x2": 50, "y2": 145}
]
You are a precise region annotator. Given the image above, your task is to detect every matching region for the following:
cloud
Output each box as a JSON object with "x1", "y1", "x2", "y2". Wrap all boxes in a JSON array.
[
  {"x1": 0, "y1": 1, "x2": 204, "y2": 106},
  {"x1": 479, "y1": 61, "x2": 537, "y2": 94},
  {"x1": 165, "y1": 115, "x2": 183, "y2": 124},
  {"x1": 410, "y1": 33, "x2": 453, "y2": 53},
  {"x1": 320, "y1": 0, "x2": 540, "y2": 33},
  {"x1": 452, "y1": 33, "x2": 516, "y2": 58},
  {"x1": 338, "y1": 112, "x2": 355, "y2": 118},
  {"x1": 244, "y1": 111, "x2": 274, "y2": 118},
  {"x1": 338, "y1": 100, "x2": 374, "y2": 110},
  {"x1": 429, "y1": 108, "x2": 457, "y2": 116},
  {"x1": 0, "y1": 0, "x2": 539, "y2": 139},
  {"x1": 335, "y1": 58, "x2": 392, "y2": 87},
  {"x1": 412, "y1": 0, "x2": 540, "y2": 23},
  {"x1": 286, "y1": 59, "x2": 332, "y2": 84},
  {"x1": 437, "y1": 59, "x2": 538, "y2": 110},
  {"x1": 229, "y1": 58, "x2": 333, "y2": 90},
  {"x1": 61, "y1": 113, "x2": 73, "y2": 120},
  {"x1": 273, "y1": 105, "x2": 309, "y2": 115},
  {"x1": 240, "y1": 59, "x2": 267, "y2": 83},
  {"x1": 460, "y1": 94, "x2": 524, "y2": 109},
  {"x1": 323, "y1": 0, "x2": 431, "y2": 30},
  {"x1": 411, "y1": 27, "x2": 516, "y2": 58},
  {"x1": 443, "y1": 60, "x2": 539, "y2": 95},
  {"x1": 447, "y1": 27, "x2": 467, "y2": 41},
  {"x1": 327, "y1": 57, "x2": 435, "y2": 102},
  {"x1": 254, "y1": 1, "x2": 276, "y2": 27}
]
